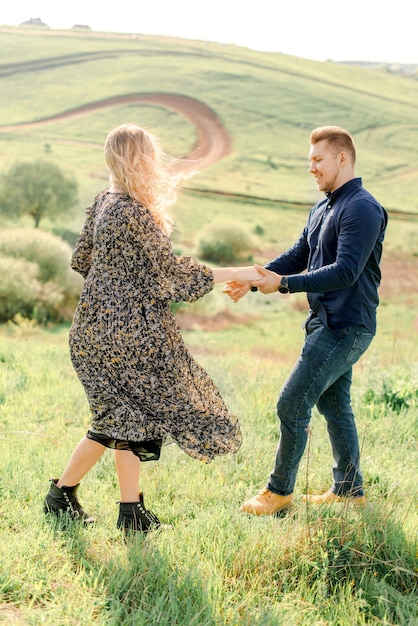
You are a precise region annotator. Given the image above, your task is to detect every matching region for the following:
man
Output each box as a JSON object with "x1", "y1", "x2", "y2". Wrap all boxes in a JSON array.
[{"x1": 224, "y1": 126, "x2": 388, "y2": 515}]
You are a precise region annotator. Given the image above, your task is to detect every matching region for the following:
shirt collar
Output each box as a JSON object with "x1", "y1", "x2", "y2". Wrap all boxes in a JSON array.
[{"x1": 325, "y1": 177, "x2": 362, "y2": 201}]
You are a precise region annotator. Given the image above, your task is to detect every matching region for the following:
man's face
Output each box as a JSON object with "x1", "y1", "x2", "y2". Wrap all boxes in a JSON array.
[{"x1": 308, "y1": 139, "x2": 342, "y2": 194}]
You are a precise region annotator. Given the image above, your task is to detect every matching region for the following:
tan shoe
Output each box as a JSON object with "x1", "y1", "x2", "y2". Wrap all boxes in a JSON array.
[
  {"x1": 301, "y1": 489, "x2": 366, "y2": 506},
  {"x1": 241, "y1": 488, "x2": 293, "y2": 516}
]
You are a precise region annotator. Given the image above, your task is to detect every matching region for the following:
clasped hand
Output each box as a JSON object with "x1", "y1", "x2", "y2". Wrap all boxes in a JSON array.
[{"x1": 223, "y1": 264, "x2": 282, "y2": 302}]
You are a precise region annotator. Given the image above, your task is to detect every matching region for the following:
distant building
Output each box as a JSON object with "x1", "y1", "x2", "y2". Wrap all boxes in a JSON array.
[
  {"x1": 72, "y1": 24, "x2": 91, "y2": 31},
  {"x1": 20, "y1": 18, "x2": 49, "y2": 28}
]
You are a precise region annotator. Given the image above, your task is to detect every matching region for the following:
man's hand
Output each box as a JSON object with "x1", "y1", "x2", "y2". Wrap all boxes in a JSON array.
[
  {"x1": 223, "y1": 281, "x2": 251, "y2": 302},
  {"x1": 253, "y1": 265, "x2": 282, "y2": 293},
  {"x1": 223, "y1": 265, "x2": 283, "y2": 301}
]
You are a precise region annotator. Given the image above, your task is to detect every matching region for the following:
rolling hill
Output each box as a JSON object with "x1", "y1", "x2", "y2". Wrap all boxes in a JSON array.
[{"x1": 0, "y1": 25, "x2": 417, "y2": 219}]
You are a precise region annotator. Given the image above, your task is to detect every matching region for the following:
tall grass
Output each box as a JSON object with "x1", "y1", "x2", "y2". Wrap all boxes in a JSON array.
[{"x1": 0, "y1": 314, "x2": 416, "y2": 625}]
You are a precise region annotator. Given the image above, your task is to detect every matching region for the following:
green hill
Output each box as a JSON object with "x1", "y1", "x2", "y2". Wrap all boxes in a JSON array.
[
  {"x1": 1, "y1": 26, "x2": 418, "y2": 266},
  {"x1": 0, "y1": 25, "x2": 417, "y2": 221}
]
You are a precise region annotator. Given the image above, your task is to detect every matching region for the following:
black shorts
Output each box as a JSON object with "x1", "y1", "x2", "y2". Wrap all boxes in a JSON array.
[{"x1": 86, "y1": 430, "x2": 162, "y2": 461}]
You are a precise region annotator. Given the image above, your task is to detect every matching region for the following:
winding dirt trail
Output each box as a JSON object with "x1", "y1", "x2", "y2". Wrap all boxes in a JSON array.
[
  {"x1": 0, "y1": 92, "x2": 232, "y2": 172},
  {"x1": 1, "y1": 84, "x2": 416, "y2": 311}
]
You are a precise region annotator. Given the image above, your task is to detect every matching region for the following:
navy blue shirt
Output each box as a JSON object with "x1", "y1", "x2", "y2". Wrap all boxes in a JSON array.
[{"x1": 266, "y1": 178, "x2": 388, "y2": 334}]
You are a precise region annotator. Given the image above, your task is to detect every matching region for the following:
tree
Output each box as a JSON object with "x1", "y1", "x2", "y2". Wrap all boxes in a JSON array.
[{"x1": 0, "y1": 160, "x2": 78, "y2": 228}]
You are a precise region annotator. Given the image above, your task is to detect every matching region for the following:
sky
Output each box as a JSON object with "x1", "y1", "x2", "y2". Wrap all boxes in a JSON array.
[{"x1": 1, "y1": 0, "x2": 416, "y2": 65}]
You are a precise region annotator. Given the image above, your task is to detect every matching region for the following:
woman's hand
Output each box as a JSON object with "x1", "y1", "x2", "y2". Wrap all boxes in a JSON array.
[
  {"x1": 223, "y1": 265, "x2": 283, "y2": 301},
  {"x1": 211, "y1": 265, "x2": 263, "y2": 284},
  {"x1": 223, "y1": 281, "x2": 251, "y2": 302}
]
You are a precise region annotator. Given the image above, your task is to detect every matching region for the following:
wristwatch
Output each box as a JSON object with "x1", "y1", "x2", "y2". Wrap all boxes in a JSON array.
[{"x1": 278, "y1": 276, "x2": 289, "y2": 294}]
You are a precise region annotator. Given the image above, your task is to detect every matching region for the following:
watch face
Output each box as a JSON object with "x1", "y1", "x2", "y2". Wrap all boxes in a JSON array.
[{"x1": 279, "y1": 277, "x2": 289, "y2": 293}]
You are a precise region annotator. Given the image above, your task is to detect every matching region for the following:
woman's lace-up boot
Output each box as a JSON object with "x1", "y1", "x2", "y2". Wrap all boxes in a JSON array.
[
  {"x1": 43, "y1": 478, "x2": 95, "y2": 524},
  {"x1": 117, "y1": 492, "x2": 162, "y2": 534}
]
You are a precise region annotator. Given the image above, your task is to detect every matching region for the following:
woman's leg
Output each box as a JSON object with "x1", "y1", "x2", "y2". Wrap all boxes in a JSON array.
[
  {"x1": 114, "y1": 449, "x2": 141, "y2": 502},
  {"x1": 58, "y1": 436, "x2": 106, "y2": 487},
  {"x1": 114, "y1": 450, "x2": 163, "y2": 533},
  {"x1": 44, "y1": 436, "x2": 105, "y2": 522}
]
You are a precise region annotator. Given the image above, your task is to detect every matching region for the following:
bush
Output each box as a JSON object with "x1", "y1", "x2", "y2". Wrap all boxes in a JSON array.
[
  {"x1": 0, "y1": 229, "x2": 82, "y2": 322},
  {"x1": 0, "y1": 256, "x2": 41, "y2": 321},
  {"x1": 0, "y1": 228, "x2": 68, "y2": 281},
  {"x1": 51, "y1": 227, "x2": 81, "y2": 248},
  {"x1": 197, "y1": 220, "x2": 254, "y2": 264}
]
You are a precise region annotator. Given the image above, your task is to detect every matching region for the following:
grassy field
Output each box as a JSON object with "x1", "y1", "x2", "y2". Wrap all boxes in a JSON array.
[
  {"x1": 0, "y1": 310, "x2": 417, "y2": 625},
  {"x1": 0, "y1": 26, "x2": 417, "y2": 625}
]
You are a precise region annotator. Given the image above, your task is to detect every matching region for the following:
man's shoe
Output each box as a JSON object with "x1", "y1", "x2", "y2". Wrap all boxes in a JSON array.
[
  {"x1": 241, "y1": 488, "x2": 293, "y2": 516},
  {"x1": 301, "y1": 489, "x2": 366, "y2": 506}
]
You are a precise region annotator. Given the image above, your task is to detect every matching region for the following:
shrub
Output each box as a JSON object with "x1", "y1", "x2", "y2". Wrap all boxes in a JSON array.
[
  {"x1": 0, "y1": 256, "x2": 41, "y2": 321},
  {"x1": 0, "y1": 229, "x2": 82, "y2": 322},
  {"x1": 0, "y1": 228, "x2": 68, "y2": 281},
  {"x1": 51, "y1": 227, "x2": 81, "y2": 248},
  {"x1": 197, "y1": 220, "x2": 254, "y2": 264}
]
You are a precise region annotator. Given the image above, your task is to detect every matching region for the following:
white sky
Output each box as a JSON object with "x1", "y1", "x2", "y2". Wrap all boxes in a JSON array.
[{"x1": 1, "y1": 0, "x2": 416, "y2": 65}]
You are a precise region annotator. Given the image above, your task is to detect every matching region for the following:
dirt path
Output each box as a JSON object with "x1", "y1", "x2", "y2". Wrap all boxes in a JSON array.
[
  {"x1": 0, "y1": 93, "x2": 232, "y2": 172},
  {"x1": 1, "y1": 84, "x2": 416, "y2": 326}
]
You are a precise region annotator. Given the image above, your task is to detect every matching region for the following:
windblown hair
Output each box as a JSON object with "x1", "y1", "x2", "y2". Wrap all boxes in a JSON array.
[
  {"x1": 310, "y1": 126, "x2": 356, "y2": 164},
  {"x1": 104, "y1": 123, "x2": 189, "y2": 236}
]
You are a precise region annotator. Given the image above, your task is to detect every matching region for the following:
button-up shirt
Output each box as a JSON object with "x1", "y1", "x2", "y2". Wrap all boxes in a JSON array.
[{"x1": 265, "y1": 178, "x2": 388, "y2": 333}]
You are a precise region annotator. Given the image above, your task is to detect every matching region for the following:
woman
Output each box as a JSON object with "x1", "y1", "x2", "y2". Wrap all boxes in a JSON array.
[{"x1": 43, "y1": 123, "x2": 260, "y2": 533}]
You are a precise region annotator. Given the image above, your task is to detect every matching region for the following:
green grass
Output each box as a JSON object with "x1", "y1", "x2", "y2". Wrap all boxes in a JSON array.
[
  {"x1": 0, "y1": 310, "x2": 416, "y2": 625},
  {"x1": 0, "y1": 26, "x2": 417, "y2": 625}
]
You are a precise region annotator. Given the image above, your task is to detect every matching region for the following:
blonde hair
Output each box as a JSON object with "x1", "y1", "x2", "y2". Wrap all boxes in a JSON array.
[
  {"x1": 310, "y1": 126, "x2": 356, "y2": 164},
  {"x1": 104, "y1": 123, "x2": 189, "y2": 236}
]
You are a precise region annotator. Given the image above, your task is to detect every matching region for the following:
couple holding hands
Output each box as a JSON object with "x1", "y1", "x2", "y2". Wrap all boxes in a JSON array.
[{"x1": 44, "y1": 123, "x2": 387, "y2": 533}]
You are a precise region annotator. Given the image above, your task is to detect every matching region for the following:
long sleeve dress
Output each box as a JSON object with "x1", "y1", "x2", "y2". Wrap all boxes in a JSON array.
[{"x1": 69, "y1": 190, "x2": 242, "y2": 463}]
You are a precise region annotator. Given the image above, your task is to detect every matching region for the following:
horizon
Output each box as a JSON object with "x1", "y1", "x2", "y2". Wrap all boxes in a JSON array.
[{"x1": 1, "y1": 0, "x2": 417, "y2": 66}]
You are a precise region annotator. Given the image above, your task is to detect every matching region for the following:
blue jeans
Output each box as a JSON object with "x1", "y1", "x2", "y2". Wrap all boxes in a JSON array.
[{"x1": 267, "y1": 316, "x2": 374, "y2": 497}]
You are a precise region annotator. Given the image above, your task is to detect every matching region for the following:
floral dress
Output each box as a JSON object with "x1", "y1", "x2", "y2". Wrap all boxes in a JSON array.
[{"x1": 69, "y1": 190, "x2": 242, "y2": 463}]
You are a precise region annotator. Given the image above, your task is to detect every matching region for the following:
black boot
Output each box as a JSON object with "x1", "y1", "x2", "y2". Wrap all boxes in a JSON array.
[
  {"x1": 43, "y1": 478, "x2": 95, "y2": 524},
  {"x1": 117, "y1": 492, "x2": 161, "y2": 534}
]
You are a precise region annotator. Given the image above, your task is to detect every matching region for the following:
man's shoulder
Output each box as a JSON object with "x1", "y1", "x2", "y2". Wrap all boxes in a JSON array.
[
  {"x1": 335, "y1": 185, "x2": 387, "y2": 232},
  {"x1": 339, "y1": 182, "x2": 383, "y2": 212}
]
